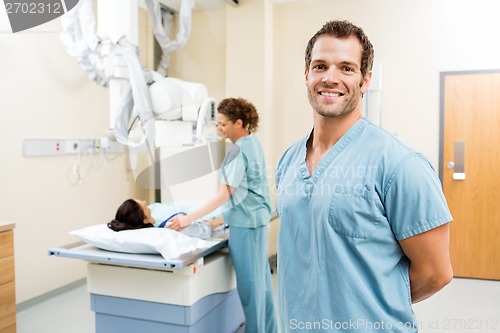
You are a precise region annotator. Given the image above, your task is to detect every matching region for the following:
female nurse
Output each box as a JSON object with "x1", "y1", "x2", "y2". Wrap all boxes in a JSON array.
[{"x1": 168, "y1": 97, "x2": 277, "y2": 333}]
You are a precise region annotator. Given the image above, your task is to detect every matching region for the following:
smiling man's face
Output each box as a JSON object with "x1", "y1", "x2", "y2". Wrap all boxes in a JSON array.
[{"x1": 305, "y1": 35, "x2": 370, "y2": 119}]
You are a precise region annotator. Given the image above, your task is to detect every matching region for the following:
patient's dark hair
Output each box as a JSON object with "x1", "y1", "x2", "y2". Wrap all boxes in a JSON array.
[{"x1": 107, "y1": 199, "x2": 154, "y2": 232}]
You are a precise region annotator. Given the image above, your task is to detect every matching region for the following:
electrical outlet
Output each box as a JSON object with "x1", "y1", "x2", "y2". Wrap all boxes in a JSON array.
[
  {"x1": 65, "y1": 140, "x2": 80, "y2": 153},
  {"x1": 23, "y1": 139, "x2": 124, "y2": 157}
]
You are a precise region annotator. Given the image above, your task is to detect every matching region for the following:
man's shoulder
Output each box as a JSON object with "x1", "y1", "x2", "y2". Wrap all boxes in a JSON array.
[{"x1": 278, "y1": 137, "x2": 306, "y2": 164}]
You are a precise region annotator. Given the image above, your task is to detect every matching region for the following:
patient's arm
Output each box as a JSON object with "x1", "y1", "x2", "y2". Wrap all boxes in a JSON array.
[
  {"x1": 168, "y1": 184, "x2": 233, "y2": 231},
  {"x1": 208, "y1": 216, "x2": 224, "y2": 229}
]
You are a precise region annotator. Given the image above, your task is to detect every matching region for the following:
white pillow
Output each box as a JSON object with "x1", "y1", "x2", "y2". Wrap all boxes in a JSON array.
[{"x1": 69, "y1": 224, "x2": 217, "y2": 260}]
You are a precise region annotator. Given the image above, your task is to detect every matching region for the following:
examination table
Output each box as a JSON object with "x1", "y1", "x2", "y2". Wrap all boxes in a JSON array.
[{"x1": 48, "y1": 237, "x2": 245, "y2": 333}]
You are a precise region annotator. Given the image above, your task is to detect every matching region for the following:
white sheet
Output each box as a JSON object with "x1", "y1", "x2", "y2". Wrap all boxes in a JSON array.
[{"x1": 70, "y1": 224, "x2": 218, "y2": 260}]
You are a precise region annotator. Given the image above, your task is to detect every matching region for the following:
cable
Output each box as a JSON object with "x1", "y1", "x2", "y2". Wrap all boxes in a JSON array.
[{"x1": 68, "y1": 151, "x2": 85, "y2": 185}]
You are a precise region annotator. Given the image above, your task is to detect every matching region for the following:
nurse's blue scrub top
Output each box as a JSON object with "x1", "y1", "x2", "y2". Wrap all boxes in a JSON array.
[
  {"x1": 220, "y1": 134, "x2": 271, "y2": 228},
  {"x1": 276, "y1": 118, "x2": 452, "y2": 333}
]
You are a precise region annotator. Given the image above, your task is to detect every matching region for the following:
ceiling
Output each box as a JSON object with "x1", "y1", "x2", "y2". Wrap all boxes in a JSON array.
[
  {"x1": 156, "y1": 0, "x2": 234, "y2": 11},
  {"x1": 154, "y1": 0, "x2": 308, "y2": 12}
]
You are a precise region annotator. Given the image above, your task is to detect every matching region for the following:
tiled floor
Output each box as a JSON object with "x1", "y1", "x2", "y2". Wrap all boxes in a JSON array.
[
  {"x1": 17, "y1": 279, "x2": 94, "y2": 333},
  {"x1": 413, "y1": 278, "x2": 500, "y2": 333},
  {"x1": 16, "y1": 275, "x2": 500, "y2": 333}
]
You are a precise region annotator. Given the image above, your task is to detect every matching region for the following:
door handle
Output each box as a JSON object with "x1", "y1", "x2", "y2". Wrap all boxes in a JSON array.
[{"x1": 449, "y1": 141, "x2": 466, "y2": 180}]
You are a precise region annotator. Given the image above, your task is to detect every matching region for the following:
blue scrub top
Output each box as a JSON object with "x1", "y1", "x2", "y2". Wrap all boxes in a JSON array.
[
  {"x1": 149, "y1": 203, "x2": 184, "y2": 227},
  {"x1": 276, "y1": 118, "x2": 452, "y2": 333},
  {"x1": 149, "y1": 202, "x2": 219, "y2": 227},
  {"x1": 220, "y1": 134, "x2": 271, "y2": 228}
]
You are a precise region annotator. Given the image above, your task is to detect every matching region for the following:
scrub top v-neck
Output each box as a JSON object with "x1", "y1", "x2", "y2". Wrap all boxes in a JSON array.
[{"x1": 276, "y1": 118, "x2": 452, "y2": 333}]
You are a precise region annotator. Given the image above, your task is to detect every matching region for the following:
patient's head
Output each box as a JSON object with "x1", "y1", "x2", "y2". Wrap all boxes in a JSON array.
[{"x1": 107, "y1": 199, "x2": 154, "y2": 232}]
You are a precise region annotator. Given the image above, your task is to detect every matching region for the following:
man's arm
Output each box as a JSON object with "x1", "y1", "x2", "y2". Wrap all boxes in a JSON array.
[{"x1": 398, "y1": 223, "x2": 453, "y2": 303}]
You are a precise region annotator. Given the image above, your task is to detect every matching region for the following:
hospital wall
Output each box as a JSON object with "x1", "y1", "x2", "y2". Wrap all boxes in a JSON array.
[
  {"x1": 0, "y1": 17, "x2": 137, "y2": 303},
  {"x1": 3, "y1": 0, "x2": 500, "y2": 305},
  {"x1": 176, "y1": 0, "x2": 500, "y2": 189},
  {"x1": 269, "y1": 0, "x2": 500, "y2": 170}
]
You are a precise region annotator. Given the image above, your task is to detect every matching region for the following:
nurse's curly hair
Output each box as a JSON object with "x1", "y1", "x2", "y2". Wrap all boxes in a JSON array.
[
  {"x1": 217, "y1": 97, "x2": 259, "y2": 133},
  {"x1": 108, "y1": 199, "x2": 154, "y2": 232}
]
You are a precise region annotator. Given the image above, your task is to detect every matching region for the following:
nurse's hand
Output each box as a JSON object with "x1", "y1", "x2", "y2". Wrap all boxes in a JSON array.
[{"x1": 167, "y1": 215, "x2": 191, "y2": 231}]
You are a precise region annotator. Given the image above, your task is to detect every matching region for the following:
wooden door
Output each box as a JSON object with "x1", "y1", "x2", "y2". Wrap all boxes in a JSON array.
[{"x1": 441, "y1": 71, "x2": 500, "y2": 280}]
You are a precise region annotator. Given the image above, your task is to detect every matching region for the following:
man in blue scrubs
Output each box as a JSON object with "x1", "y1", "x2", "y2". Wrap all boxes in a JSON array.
[{"x1": 276, "y1": 20, "x2": 453, "y2": 333}]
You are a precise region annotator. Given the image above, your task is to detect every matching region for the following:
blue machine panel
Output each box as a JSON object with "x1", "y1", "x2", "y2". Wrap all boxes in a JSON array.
[{"x1": 91, "y1": 289, "x2": 245, "y2": 333}]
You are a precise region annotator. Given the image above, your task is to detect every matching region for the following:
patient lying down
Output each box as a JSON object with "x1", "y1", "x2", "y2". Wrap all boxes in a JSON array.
[{"x1": 108, "y1": 199, "x2": 223, "y2": 240}]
